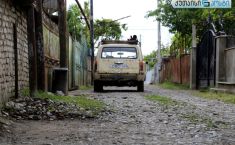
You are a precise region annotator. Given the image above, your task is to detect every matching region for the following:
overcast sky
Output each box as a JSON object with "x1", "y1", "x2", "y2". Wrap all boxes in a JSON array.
[{"x1": 67, "y1": 0, "x2": 173, "y2": 56}]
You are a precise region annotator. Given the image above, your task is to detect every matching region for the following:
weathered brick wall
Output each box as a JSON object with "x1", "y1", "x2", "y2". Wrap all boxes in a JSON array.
[{"x1": 0, "y1": 0, "x2": 29, "y2": 106}]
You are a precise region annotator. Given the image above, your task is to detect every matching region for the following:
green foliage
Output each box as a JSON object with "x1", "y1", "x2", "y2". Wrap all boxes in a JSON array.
[
  {"x1": 159, "y1": 82, "x2": 189, "y2": 90},
  {"x1": 147, "y1": 0, "x2": 235, "y2": 36},
  {"x1": 67, "y1": 3, "x2": 128, "y2": 47},
  {"x1": 35, "y1": 91, "x2": 106, "y2": 112},
  {"x1": 145, "y1": 95, "x2": 177, "y2": 105},
  {"x1": 144, "y1": 50, "x2": 157, "y2": 69},
  {"x1": 161, "y1": 44, "x2": 171, "y2": 56},
  {"x1": 94, "y1": 18, "x2": 127, "y2": 44},
  {"x1": 170, "y1": 32, "x2": 192, "y2": 56},
  {"x1": 144, "y1": 44, "x2": 170, "y2": 69},
  {"x1": 82, "y1": 1, "x2": 91, "y2": 46},
  {"x1": 181, "y1": 113, "x2": 215, "y2": 128},
  {"x1": 194, "y1": 91, "x2": 235, "y2": 104},
  {"x1": 67, "y1": 4, "x2": 84, "y2": 40},
  {"x1": 79, "y1": 85, "x2": 93, "y2": 90},
  {"x1": 20, "y1": 88, "x2": 30, "y2": 97}
]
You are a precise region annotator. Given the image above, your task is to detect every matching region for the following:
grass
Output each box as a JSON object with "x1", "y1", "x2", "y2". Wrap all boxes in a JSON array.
[
  {"x1": 181, "y1": 113, "x2": 215, "y2": 128},
  {"x1": 35, "y1": 91, "x2": 106, "y2": 112},
  {"x1": 20, "y1": 88, "x2": 30, "y2": 97},
  {"x1": 145, "y1": 95, "x2": 177, "y2": 106},
  {"x1": 159, "y1": 82, "x2": 189, "y2": 90},
  {"x1": 194, "y1": 91, "x2": 235, "y2": 104},
  {"x1": 19, "y1": 88, "x2": 106, "y2": 112},
  {"x1": 79, "y1": 85, "x2": 93, "y2": 90}
]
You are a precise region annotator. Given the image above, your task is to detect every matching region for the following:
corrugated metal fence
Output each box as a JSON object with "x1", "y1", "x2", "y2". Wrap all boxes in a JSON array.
[{"x1": 68, "y1": 37, "x2": 91, "y2": 90}]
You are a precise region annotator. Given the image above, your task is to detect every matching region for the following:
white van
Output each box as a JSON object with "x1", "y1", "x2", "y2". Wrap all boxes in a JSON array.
[{"x1": 94, "y1": 39, "x2": 146, "y2": 92}]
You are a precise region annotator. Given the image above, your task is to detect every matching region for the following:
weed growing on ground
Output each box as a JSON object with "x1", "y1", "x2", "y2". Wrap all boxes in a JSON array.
[
  {"x1": 181, "y1": 113, "x2": 216, "y2": 128},
  {"x1": 18, "y1": 89, "x2": 106, "y2": 115},
  {"x1": 159, "y1": 82, "x2": 189, "y2": 90},
  {"x1": 20, "y1": 88, "x2": 30, "y2": 97},
  {"x1": 194, "y1": 91, "x2": 235, "y2": 104},
  {"x1": 79, "y1": 85, "x2": 93, "y2": 90},
  {"x1": 145, "y1": 95, "x2": 178, "y2": 106},
  {"x1": 35, "y1": 91, "x2": 106, "y2": 113}
]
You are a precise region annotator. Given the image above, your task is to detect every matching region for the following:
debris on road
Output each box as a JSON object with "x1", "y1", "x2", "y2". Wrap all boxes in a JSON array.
[{"x1": 1, "y1": 96, "x2": 102, "y2": 121}]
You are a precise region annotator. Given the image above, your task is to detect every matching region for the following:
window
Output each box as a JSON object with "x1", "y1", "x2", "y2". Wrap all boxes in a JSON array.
[{"x1": 101, "y1": 47, "x2": 137, "y2": 59}]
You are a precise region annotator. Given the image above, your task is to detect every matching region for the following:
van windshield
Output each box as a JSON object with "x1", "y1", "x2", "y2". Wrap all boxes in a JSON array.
[{"x1": 101, "y1": 47, "x2": 137, "y2": 59}]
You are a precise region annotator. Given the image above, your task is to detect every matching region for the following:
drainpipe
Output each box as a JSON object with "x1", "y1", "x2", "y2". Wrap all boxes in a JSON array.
[{"x1": 13, "y1": 23, "x2": 18, "y2": 98}]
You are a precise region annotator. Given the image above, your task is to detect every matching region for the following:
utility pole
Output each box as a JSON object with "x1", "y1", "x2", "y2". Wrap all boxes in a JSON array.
[
  {"x1": 190, "y1": 24, "x2": 197, "y2": 89},
  {"x1": 155, "y1": 0, "x2": 161, "y2": 83},
  {"x1": 90, "y1": 0, "x2": 94, "y2": 85}
]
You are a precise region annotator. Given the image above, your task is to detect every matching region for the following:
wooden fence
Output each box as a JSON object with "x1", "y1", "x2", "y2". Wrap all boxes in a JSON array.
[{"x1": 160, "y1": 54, "x2": 190, "y2": 85}]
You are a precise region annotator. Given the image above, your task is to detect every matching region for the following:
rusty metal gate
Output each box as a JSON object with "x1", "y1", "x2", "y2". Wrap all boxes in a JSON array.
[{"x1": 196, "y1": 30, "x2": 216, "y2": 89}]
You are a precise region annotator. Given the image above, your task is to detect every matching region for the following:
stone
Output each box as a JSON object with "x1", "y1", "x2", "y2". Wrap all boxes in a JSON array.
[
  {"x1": 2, "y1": 96, "x2": 101, "y2": 121},
  {"x1": 5, "y1": 101, "x2": 14, "y2": 108},
  {"x1": 56, "y1": 91, "x2": 65, "y2": 96},
  {"x1": 14, "y1": 103, "x2": 25, "y2": 110},
  {"x1": 163, "y1": 120, "x2": 168, "y2": 124}
]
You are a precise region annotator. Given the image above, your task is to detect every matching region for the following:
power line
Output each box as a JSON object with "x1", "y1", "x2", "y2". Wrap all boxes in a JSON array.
[{"x1": 128, "y1": 28, "x2": 157, "y2": 30}]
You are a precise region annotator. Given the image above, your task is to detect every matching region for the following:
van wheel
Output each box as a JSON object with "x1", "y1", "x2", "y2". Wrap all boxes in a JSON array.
[
  {"x1": 94, "y1": 81, "x2": 103, "y2": 92},
  {"x1": 137, "y1": 81, "x2": 144, "y2": 92}
]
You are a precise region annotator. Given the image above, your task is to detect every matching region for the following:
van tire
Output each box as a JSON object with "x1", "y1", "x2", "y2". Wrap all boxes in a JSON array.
[
  {"x1": 94, "y1": 81, "x2": 103, "y2": 92},
  {"x1": 137, "y1": 81, "x2": 144, "y2": 92}
]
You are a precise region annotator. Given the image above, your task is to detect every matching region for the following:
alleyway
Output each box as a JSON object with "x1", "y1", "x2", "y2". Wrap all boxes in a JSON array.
[{"x1": 1, "y1": 85, "x2": 235, "y2": 145}]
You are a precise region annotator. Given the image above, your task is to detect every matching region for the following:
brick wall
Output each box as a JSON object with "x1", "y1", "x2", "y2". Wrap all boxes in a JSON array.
[{"x1": 0, "y1": 0, "x2": 29, "y2": 106}]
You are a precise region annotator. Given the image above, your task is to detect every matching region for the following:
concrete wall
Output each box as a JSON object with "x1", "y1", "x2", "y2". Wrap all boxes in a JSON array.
[
  {"x1": 216, "y1": 36, "x2": 235, "y2": 83},
  {"x1": 224, "y1": 37, "x2": 235, "y2": 82},
  {"x1": 0, "y1": 0, "x2": 29, "y2": 106}
]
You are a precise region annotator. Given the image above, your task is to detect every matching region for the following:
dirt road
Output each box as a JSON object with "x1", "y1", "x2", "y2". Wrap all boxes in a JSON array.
[{"x1": 1, "y1": 85, "x2": 235, "y2": 145}]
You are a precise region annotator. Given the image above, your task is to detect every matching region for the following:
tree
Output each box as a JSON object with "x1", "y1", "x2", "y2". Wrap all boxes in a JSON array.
[
  {"x1": 147, "y1": 0, "x2": 235, "y2": 37},
  {"x1": 144, "y1": 50, "x2": 157, "y2": 69},
  {"x1": 170, "y1": 32, "x2": 192, "y2": 56},
  {"x1": 144, "y1": 44, "x2": 170, "y2": 69},
  {"x1": 67, "y1": 4, "x2": 84, "y2": 40},
  {"x1": 94, "y1": 19, "x2": 127, "y2": 44},
  {"x1": 67, "y1": 3, "x2": 128, "y2": 46}
]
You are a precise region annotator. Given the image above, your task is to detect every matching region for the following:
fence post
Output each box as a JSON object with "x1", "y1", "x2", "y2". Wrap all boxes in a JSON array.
[
  {"x1": 27, "y1": 5, "x2": 37, "y2": 97},
  {"x1": 58, "y1": 0, "x2": 68, "y2": 95}
]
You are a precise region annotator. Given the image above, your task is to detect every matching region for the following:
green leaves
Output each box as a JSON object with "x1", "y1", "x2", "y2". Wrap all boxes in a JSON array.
[
  {"x1": 67, "y1": 4, "x2": 84, "y2": 40},
  {"x1": 67, "y1": 3, "x2": 127, "y2": 46},
  {"x1": 147, "y1": 0, "x2": 235, "y2": 36},
  {"x1": 94, "y1": 19, "x2": 126, "y2": 42}
]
